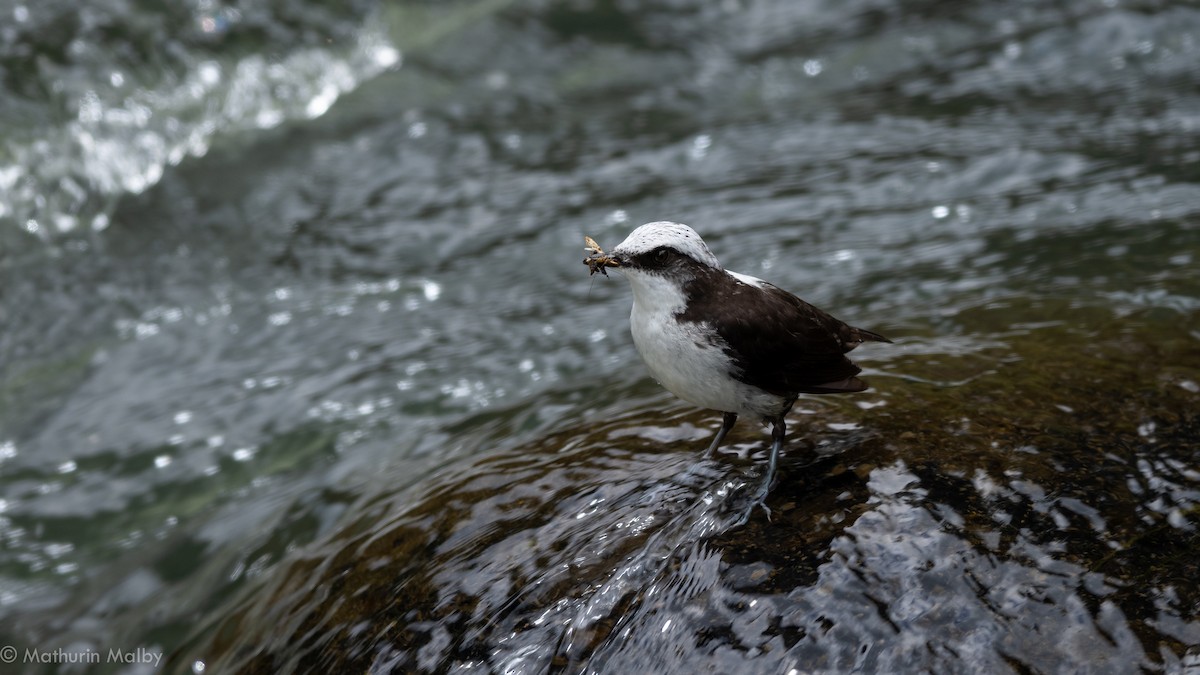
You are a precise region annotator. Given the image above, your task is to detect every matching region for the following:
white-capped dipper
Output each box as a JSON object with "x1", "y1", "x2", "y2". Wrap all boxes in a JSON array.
[{"x1": 586, "y1": 221, "x2": 890, "y2": 512}]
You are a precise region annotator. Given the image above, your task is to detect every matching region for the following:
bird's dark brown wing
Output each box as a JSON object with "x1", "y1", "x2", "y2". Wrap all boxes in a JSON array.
[{"x1": 679, "y1": 270, "x2": 889, "y2": 396}]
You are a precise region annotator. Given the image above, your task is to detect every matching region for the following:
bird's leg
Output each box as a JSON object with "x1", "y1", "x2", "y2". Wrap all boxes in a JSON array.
[
  {"x1": 765, "y1": 415, "x2": 785, "y2": 490},
  {"x1": 746, "y1": 415, "x2": 786, "y2": 519},
  {"x1": 704, "y1": 412, "x2": 738, "y2": 458}
]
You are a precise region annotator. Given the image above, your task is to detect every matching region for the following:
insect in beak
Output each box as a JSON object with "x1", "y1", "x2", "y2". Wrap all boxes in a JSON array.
[{"x1": 583, "y1": 235, "x2": 620, "y2": 276}]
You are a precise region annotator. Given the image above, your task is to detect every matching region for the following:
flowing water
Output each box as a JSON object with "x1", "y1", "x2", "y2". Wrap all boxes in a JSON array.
[{"x1": 1, "y1": 0, "x2": 1198, "y2": 673}]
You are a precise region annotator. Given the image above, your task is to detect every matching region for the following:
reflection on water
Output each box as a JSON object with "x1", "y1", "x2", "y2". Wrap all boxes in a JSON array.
[{"x1": 1, "y1": 0, "x2": 1198, "y2": 673}]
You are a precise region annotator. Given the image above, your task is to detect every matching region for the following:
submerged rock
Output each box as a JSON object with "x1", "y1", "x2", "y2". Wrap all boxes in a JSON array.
[{"x1": 171, "y1": 300, "x2": 1200, "y2": 674}]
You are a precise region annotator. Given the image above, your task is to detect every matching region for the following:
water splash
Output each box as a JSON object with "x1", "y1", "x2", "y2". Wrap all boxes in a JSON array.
[{"x1": 0, "y1": 9, "x2": 399, "y2": 241}]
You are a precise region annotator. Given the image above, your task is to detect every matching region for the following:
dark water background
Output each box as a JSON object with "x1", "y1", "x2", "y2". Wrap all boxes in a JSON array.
[{"x1": 1, "y1": 0, "x2": 1198, "y2": 673}]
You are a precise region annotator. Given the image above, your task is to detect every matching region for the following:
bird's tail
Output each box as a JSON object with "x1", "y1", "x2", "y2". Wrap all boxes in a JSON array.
[{"x1": 850, "y1": 326, "x2": 892, "y2": 344}]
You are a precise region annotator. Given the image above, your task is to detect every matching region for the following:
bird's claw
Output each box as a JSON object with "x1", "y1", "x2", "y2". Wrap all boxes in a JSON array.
[
  {"x1": 749, "y1": 484, "x2": 773, "y2": 521},
  {"x1": 733, "y1": 484, "x2": 773, "y2": 525},
  {"x1": 757, "y1": 500, "x2": 773, "y2": 521}
]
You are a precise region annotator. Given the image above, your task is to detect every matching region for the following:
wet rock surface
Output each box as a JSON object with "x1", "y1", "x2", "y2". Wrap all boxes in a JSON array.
[{"x1": 176, "y1": 304, "x2": 1200, "y2": 673}]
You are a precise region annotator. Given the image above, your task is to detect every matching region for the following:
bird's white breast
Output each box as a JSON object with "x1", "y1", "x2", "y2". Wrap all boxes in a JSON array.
[{"x1": 625, "y1": 271, "x2": 787, "y2": 419}]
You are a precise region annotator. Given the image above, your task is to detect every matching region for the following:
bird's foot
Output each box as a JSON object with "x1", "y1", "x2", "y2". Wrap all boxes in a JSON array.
[
  {"x1": 750, "y1": 483, "x2": 773, "y2": 521},
  {"x1": 734, "y1": 482, "x2": 773, "y2": 525}
]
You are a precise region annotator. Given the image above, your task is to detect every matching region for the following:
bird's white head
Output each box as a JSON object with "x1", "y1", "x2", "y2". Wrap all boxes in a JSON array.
[{"x1": 608, "y1": 221, "x2": 722, "y2": 276}]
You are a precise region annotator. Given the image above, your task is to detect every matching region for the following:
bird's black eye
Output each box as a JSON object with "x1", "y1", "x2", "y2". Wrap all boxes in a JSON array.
[{"x1": 654, "y1": 248, "x2": 670, "y2": 264}]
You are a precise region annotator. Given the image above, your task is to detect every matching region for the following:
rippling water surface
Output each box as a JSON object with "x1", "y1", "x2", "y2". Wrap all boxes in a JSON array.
[{"x1": 1, "y1": 0, "x2": 1198, "y2": 673}]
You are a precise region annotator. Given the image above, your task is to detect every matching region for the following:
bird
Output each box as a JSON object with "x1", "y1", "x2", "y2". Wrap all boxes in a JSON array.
[{"x1": 587, "y1": 221, "x2": 890, "y2": 512}]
